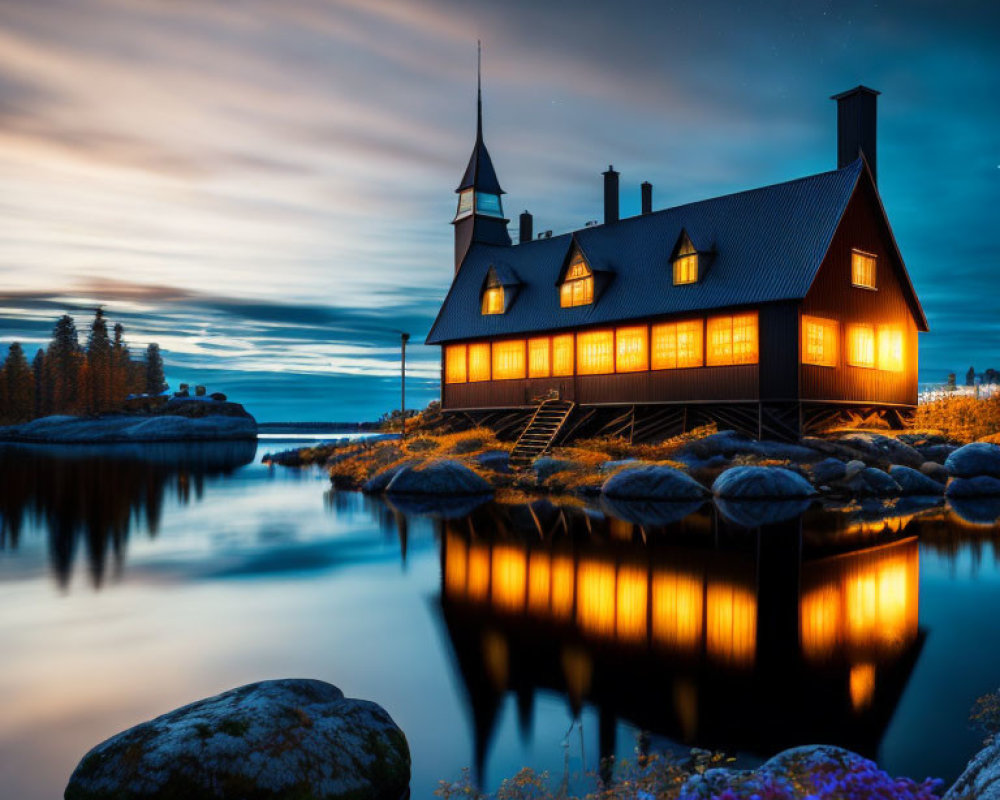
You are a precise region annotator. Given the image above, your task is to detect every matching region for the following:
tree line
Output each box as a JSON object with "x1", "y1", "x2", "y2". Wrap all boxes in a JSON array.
[{"x1": 0, "y1": 309, "x2": 167, "y2": 424}]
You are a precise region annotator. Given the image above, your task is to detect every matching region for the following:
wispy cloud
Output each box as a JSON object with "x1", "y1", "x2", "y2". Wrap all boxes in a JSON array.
[{"x1": 0, "y1": 0, "x2": 998, "y2": 418}]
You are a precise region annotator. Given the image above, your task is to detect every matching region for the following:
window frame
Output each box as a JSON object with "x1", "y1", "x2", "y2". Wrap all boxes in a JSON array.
[
  {"x1": 851, "y1": 249, "x2": 878, "y2": 291},
  {"x1": 560, "y1": 251, "x2": 595, "y2": 308},
  {"x1": 847, "y1": 323, "x2": 876, "y2": 369},
  {"x1": 801, "y1": 315, "x2": 839, "y2": 368},
  {"x1": 672, "y1": 232, "x2": 699, "y2": 286}
]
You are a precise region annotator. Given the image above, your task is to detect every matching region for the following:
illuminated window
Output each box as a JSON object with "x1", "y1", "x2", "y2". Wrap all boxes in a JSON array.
[
  {"x1": 492, "y1": 340, "x2": 526, "y2": 380},
  {"x1": 852, "y1": 250, "x2": 877, "y2": 289},
  {"x1": 802, "y1": 316, "x2": 839, "y2": 367},
  {"x1": 481, "y1": 286, "x2": 504, "y2": 315},
  {"x1": 615, "y1": 326, "x2": 649, "y2": 373},
  {"x1": 706, "y1": 313, "x2": 758, "y2": 366},
  {"x1": 576, "y1": 330, "x2": 614, "y2": 375},
  {"x1": 528, "y1": 337, "x2": 550, "y2": 378},
  {"x1": 445, "y1": 344, "x2": 467, "y2": 384},
  {"x1": 552, "y1": 334, "x2": 574, "y2": 376},
  {"x1": 652, "y1": 320, "x2": 703, "y2": 369},
  {"x1": 877, "y1": 326, "x2": 903, "y2": 372},
  {"x1": 560, "y1": 252, "x2": 594, "y2": 307},
  {"x1": 455, "y1": 189, "x2": 474, "y2": 219},
  {"x1": 848, "y1": 324, "x2": 876, "y2": 368},
  {"x1": 673, "y1": 234, "x2": 699, "y2": 285},
  {"x1": 468, "y1": 343, "x2": 491, "y2": 382}
]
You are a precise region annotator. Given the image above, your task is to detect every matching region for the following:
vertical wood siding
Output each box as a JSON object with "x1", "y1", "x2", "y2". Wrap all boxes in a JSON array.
[{"x1": 801, "y1": 178, "x2": 919, "y2": 406}]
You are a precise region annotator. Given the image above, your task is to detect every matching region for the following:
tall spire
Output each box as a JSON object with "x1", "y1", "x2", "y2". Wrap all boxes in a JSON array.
[
  {"x1": 476, "y1": 40, "x2": 483, "y2": 142},
  {"x1": 458, "y1": 41, "x2": 502, "y2": 195}
]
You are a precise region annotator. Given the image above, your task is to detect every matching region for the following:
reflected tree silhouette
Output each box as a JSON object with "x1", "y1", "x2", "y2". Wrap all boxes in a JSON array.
[{"x1": 0, "y1": 441, "x2": 255, "y2": 588}]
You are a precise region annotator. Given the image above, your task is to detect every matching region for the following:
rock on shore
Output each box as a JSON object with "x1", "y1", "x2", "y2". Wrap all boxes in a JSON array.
[
  {"x1": 712, "y1": 466, "x2": 817, "y2": 499},
  {"x1": 385, "y1": 459, "x2": 492, "y2": 496},
  {"x1": 64, "y1": 679, "x2": 409, "y2": 800},
  {"x1": 601, "y1": 464, "x2": 709, "y2": 501}
]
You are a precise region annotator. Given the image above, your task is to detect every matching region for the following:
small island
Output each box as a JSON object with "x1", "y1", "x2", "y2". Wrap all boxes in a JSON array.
[{"x1": 0, "y1": 310, "x2": 257, "y2": 443}]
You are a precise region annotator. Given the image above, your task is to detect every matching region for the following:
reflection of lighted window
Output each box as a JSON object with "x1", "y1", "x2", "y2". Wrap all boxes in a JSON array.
[
  {"x1": 850, "y1": 663, "x2": 876, "y2": 710},
  {"x1": 652, "y1": 570, "x2": 703, "y2": 651},
  {"x1": 652, "y1": 320, "x2": 703, "y2": 369},
  {"x1": 706, "y1": 582, "x2": 757, "y2": 666},
  {"x1": 707, "y1": 313, "x2": 758, "y2": 366},
  {"x1": 492, "y1": 340, "x2": 526, "y2": 380},
  {"x1": 528, "y1": 337, "x2": 550, "y2": 378},
  {"x1": 615, "y1": 326, "x2": 648, "y2": 372},
  {"x1": 852, "y1": 250, "x2": 877, "y2": 289},
  {"x1": 444, "y1": 534, "x2": 467, "y2": 596},
  {"x1": 802, "y1": 316, "x2": 839, "y2": 367},
  {"x1": 616, "y1": 565, "x2": 648, "y2": 643},
  {"x1": 467, "y1": 545, "x2": 490, "y2": 601},
  {"x1": 673, "y1": 235, "x2": 698, "y2": 285},
  {"x1": 551, "y1": 556, "x2": 575, "y2": 620},
  {"x1": 481, "y1": 286, "x2": 504, "y2": 315},
  {"x1": 527, "y1": 552, "x2": 551, "y2": 614},
  {"x1": 576, "y1": 330, "x2": 614, "y2": 375},
  {"x1": 577, "y1": 559, "x2": 616, "y2": 638},
  {"x1": 492, "y1": 546, "x2": 526, "y2": 613},
  {"x1": 878, "y1": 326, "x2": 903, "y2": 372},
  {"x1": 445, "y1": 344, "x2": 467, "y2": 384},
  {"x1": 848, "y1": 324, "x2": 876, "y2": 368},
  {"x1": 552, "y1": 334, "x2": 574, "y2": 376},
  {"x1": 560, "y1": 254, "x2": 594, "y2": 307},
  {"x1": 468, "y1": 343, "x2": 491, "y2": 382}
]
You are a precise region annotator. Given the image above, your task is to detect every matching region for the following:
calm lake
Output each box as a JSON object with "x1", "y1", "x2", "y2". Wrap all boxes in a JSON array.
[{"x1": 1, "y1": 437, "x2": 999, "y2": 799}]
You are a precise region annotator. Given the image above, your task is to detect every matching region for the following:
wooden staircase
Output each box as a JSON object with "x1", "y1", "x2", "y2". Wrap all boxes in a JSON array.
[{"x1": 509, "y1": 399, "x2": 576, "y2": 470}]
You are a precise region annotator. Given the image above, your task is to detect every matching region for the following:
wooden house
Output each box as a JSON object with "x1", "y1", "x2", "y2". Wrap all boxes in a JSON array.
[{"x1": 426, "y1": 85, "x2": 928, "y2": 444}]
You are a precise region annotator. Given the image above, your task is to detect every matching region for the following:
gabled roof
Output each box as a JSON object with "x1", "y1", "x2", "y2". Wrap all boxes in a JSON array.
[{"x1": 428, "y1": 158, "x2": 926, "y2": 344}]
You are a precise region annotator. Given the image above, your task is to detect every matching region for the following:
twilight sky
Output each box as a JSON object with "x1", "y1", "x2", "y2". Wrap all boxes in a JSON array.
[{"x1": 0, "y1": 0, "x2": 997, "y2": 421}]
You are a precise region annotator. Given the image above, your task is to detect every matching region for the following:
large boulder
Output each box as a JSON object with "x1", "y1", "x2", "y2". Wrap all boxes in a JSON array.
[
  {"x1": 601, "y1": 465, "x2": 709, "y2": 501},
  {"x1": 385, "y1": 459, "x2": 492, "y2": 496},
  {"x1": 475, "y1": 450, "x2": 511, "y2": 474},
  {"x1": 362, "y1": 460, "x2": 419, "y2": 494},
  {"x1": 64, "y1": 679, "x2": 409, "y2": 800},
  {"x1": 921, "y1": 461, "x2": 950, "y2": 483},
  {"x1": 673, "y1": 430, "x2": 821, "y2": 465},
  {"x1": 841, "y1": 467, "x2": 902, "y2": 497},
  {"x1": 946, "y1": 442, "x2": 1000, "y2": 479},
  {"x1": 810, "y1": 457, "x2": 847, "y2": 486},
  {"x1": 835, "y1": 432, "x2": 925, "y2": 468},
  {"x1": 889, "y1": 465, "x2": 946, "y2": 495},
  {"x1": 712, "y1": 466, "x2": 817, "y2": 500},
  {"x1": 945, "y1": 740, "x2": 1000, "y2": 800}
]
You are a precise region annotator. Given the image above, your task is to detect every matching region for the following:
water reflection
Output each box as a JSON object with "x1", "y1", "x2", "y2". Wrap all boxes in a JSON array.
[
  {"x1": 435, "y1": 499, "x2": 929, "y2": 780},
  {"x1": 0, "y1": 442, "x2": 255, "y2": 588}
]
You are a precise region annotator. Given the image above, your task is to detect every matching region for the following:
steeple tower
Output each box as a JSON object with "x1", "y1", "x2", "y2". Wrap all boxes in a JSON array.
[{"x1": 453, "y1": 42, "x2": 510, "y2": 272}]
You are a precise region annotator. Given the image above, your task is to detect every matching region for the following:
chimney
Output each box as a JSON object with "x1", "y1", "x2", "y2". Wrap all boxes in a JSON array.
[
  {"x1": 603, "y1": 165, "x2": 619, "y2": 225},
  {"x1": 519, "y1": 210, "x2": 533, "y2": 244},
  {"x1": 831, "y1": 85, "x2": 880, "y2": 184},
  {"x1": 641, "y1": 181, "x2": 652, "y2": 215}
]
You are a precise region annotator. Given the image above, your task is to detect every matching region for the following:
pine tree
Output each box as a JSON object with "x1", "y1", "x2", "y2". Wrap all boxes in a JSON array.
[
  {"x1": 47, "y1": 314, "x2": 82, "y2": 412},
  {"x1": 33, "y1": 348, "x2": 47, "y2": 417},
  {"x1": 144, "y1": 343, "x2": 167, "y2": 394},
  {"x1": 111, "y1": 322, "x2": 131, "y2": 408},
  {"x1": 87, "y1": 308, "x2": 112, "y2": 413},
  {"x1": 2, "y1": 343, "x2": 35, "y2": 423}
]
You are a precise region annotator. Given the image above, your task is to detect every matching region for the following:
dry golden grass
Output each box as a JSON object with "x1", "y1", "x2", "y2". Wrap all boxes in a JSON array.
[{"x1": 914, "y1": 394, "x2": 1000, "y2": 443}]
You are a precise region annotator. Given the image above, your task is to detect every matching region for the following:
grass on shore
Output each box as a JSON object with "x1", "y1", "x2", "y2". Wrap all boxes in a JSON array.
[{"x1": 913, "y1": 393, "x2": 1000, "y2": 443}]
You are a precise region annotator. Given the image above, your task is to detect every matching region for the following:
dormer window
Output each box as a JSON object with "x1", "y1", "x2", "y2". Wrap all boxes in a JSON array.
[
  {"x1": 672, "y1": 233, "x2": 699, "y2": 285},
  {"x1": 851, "y1": 249, "x2": 877, "y2": 289},
  {"x1": 482, "y1": 284, "x2": 504, "y2": 314},
  {"x1": 560, "y1": 252, "x2": 594, "y2": 307},
  {"x1": 481, "y1": 265, "x2": 518, "y2": 315}
]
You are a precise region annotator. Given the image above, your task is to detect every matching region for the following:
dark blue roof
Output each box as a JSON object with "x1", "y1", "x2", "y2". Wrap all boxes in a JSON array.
[{"x1": 428, "y1": 158, "x2": 922, "y2": 345}]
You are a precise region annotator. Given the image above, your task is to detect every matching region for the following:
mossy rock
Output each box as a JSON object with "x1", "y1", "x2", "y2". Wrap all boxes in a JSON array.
[{"x1": 64, "y1": 679, "x2": 409, "y2": 800}]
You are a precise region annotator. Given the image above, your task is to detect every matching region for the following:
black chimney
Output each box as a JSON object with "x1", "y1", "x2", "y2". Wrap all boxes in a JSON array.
[
  {"x1": 831, "y1": 85, "x2": 880, "y2": 184},
  {"x1": 603, "y1": 165, "x2": 619, "y2": 225},
  {"x1": 641, "y1": 181, "x2": 652, "y2": 215},
  {"x1": 519, "y1": 211, "x2": 533, "y2": 244}
]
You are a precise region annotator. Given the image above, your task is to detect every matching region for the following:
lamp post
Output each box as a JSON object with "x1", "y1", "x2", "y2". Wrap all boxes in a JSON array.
[{"x1": 400, "y1": 332, "x2": 410, "y2": 441}]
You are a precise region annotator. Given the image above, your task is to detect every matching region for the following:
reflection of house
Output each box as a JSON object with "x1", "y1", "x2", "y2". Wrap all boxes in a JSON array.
[
  {"x1": 427, "y1": 84, "x2": 927, "y2": 439},
  {"x1": 436, "y1": 501, "x2": 923, "y2": 779}
]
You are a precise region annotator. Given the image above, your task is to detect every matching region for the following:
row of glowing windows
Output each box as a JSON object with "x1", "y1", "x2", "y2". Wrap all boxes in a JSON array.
[
  {"x1": 802, "y1": 315, "x2": 904, "y2": 371},
  {"x1": 445, "y1": 313, "x2": 759, "y2": 383}
]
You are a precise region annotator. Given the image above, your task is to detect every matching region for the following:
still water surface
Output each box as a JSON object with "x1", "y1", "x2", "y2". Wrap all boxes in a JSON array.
[{"x1": 1, "y1": 438, "x2": 999, "y2": 798}]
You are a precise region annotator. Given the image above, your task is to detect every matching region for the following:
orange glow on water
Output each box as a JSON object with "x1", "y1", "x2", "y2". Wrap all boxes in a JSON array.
[
  {"x1": 706, "y1": 582, "x2": 757, "y2": 666},
  {"x1": 444, "y1": 534, "x2": 467, "y2": 596},
  {"x1": 491, "y1": 546, "x2": 527, "y2": 613},
  {"x1": 467, "y1": 544, "x2": 490, "y2": 602},
  {"x1": 800, "y1": 539, "x2": 919, "y2": 663},
  {"x1": 850, "y1": 662, "x2": 876, "y2": 710},
  {"x1": 550, "y1": 556, "x2": 575, "y2": 620},
  {"x1": 616, "y1": 565, "x2": 648, "y2": 643},
  {"x1": 527, "y1": 551, "x2": 551, "y2": 614},
  {"x1": 652, "y1": 570, "x2": 703, "y2": 651},
  {"x1": 577, "y1": 559, "x2": 616, "y2": 638}
]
